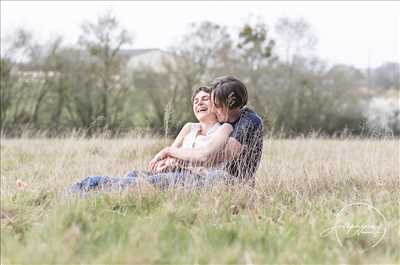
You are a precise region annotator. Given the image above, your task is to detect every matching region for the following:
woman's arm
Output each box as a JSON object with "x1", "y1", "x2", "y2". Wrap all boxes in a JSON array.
[
  {"x1": 167, "y1": 123, "x2": 233, "y2": 163},
  {"x1": 170, "y1": 123, "x2": 192, "y2": 148}
]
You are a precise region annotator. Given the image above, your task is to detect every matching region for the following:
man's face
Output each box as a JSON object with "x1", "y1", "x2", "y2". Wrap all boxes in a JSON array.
[{"x1": 211, "y1": 91, "x2": 229, "y2": 123}]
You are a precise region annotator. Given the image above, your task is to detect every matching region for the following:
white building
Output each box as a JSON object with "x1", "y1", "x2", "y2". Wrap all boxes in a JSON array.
[{"x1": 121, "y1": 49, "x2": 176, "y2": 74}]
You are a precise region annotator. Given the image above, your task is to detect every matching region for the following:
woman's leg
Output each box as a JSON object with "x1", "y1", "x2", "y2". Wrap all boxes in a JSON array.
[
  {"x1": 68, "y1": 171, "x2": 139, "y2": 194},
  {"x1": 67, "y1": 169, "x2": 221, "y2": 194}
]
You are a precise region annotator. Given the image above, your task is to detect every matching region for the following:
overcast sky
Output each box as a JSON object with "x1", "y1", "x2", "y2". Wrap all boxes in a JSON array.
[{"x1": 1, "y1": 1, "x2": 399, "y2": 69}]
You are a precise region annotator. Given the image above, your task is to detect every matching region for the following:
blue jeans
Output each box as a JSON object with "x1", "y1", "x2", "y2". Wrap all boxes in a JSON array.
[{"x1": 68, "y1": 169, "x2": 231, "y2": 194}]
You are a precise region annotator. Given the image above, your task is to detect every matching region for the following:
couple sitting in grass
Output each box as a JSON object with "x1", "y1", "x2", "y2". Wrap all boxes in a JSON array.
[{"x1": 69, "y1": 76, "x2": 263, "y2": 193}]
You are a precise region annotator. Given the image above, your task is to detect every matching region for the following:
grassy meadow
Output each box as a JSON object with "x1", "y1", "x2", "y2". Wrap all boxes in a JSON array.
[{"x1": 1, "y1": 135, "x2": 399, "y2": 264}]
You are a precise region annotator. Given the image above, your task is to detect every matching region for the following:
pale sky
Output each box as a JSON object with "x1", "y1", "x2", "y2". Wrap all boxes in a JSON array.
[{"x1": 1, "y1": 1, "x2": 399, "y2": 69}]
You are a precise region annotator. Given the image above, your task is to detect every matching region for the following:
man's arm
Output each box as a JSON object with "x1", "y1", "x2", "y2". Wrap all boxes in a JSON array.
[
  {"x1": 168, "y1": 114, "x2": 262, "y2": 166},
  {"x1": 206, "y1": 136, "x2": 242, "y2": 164},
  {"x1": 166, "y1": 123, "x2": 241, "y2": 163}
]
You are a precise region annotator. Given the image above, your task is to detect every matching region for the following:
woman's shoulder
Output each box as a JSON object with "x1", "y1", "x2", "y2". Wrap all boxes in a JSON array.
[{"x1": 182, "y1": 122, "x2": 200, "y2": 131}]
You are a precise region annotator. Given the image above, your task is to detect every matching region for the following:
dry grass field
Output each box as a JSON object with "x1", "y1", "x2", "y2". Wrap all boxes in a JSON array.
[{"x1": 1, "y1": 135, "x2": 399, "y2": 264}]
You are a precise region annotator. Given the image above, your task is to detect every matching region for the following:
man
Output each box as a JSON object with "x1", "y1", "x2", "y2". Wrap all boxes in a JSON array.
[{"x1": 155, "y1": 76, "x2": 264, "y2": 186}]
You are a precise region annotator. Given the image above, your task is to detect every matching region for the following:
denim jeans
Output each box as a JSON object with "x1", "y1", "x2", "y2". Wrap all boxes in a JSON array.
[{"x1": 68, "y1": 169, "x2": 231, "y2": 194}]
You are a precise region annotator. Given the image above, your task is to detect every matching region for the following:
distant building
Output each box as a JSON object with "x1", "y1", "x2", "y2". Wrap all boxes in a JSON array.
[{"x1": 122, "y1": 48, "x2": 176, "y2": 74}]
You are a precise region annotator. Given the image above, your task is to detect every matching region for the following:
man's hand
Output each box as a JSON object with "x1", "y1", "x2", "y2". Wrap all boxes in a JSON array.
[{"x1": 148, "y1": 147, "x2": 171, "y2": 172}]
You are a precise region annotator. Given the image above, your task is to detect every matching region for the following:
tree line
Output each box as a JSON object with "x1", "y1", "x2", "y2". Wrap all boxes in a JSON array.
[{"x1": 1, "y1": 12, "x2": 399, "y2": 137}]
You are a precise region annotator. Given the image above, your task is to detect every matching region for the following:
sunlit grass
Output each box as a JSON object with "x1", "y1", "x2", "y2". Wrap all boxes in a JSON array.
[{"x1": 1, "y1": 136, "x2": 399, "y2": 264}]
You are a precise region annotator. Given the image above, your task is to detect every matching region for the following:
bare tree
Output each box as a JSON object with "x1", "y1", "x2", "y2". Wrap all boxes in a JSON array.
[
  {"x1": 0, "y1": 57, "x2": 15, "y2": 128},
  {"x1": 275, "y1": 17, "x2": 317, "y2": 65},
  {"x1": 236, "y1": 20, "x2": 276, "y2": 115},
  {"x1": 372, "y1": 62, "x2": 400, "y2": 90},
  {"x1": 2, "y1": 28, "x2": 65, "y2": 129},
  {"x1": 165, "y1": 21, "x2": 235, "y2": 131},
  {"x1": 78, "y1": 10, "x2": 133, "y2": 128}
]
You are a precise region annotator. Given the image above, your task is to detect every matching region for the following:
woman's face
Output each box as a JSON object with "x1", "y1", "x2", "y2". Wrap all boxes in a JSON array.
[{"x1": 193, "y1": 91, "x2": 216, "y2": 122}]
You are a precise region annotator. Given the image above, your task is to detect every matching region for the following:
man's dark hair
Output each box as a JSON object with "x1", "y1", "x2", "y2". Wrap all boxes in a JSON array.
[
  {"x1": 210, "y1": 76, "x2": 248, "y2": 109},
  {"x1": 191, "y1": 86, "x2": 212, "y2": 103}
]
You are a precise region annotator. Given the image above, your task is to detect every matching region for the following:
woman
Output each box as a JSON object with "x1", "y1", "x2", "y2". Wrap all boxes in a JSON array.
[{"x1": 69, "y1": 86, "x2": 233, "y2": 193}]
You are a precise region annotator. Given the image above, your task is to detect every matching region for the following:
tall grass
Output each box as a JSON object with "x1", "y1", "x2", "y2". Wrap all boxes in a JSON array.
[{"x1": 1, "y1": 135, "x2": 399, "y2": 264}]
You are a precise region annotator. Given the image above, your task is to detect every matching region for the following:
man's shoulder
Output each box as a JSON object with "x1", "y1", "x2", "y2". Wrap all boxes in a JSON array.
[
  {"x1": 230, "y1": 107, "x2": 263, "y2": 144},
  {"x1": 239, "y1": 107, "x2": 263, "y2": 129}
]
